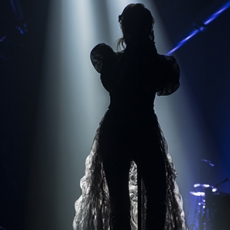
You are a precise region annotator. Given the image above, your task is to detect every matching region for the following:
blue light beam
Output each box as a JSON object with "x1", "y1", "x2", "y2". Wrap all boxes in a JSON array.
[{"x1": 166, "y1": 1, "x2": 230, "y2": 55}]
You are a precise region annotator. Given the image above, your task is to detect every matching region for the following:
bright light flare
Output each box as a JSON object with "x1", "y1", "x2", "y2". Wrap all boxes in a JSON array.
[{"x1": 167, "y1": 1, "x2": 230, "y2": 55}]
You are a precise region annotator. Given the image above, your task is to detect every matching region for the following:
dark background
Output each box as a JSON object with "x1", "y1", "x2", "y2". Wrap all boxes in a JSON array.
[
  {"x1": 0, "y1": 0, "x2": 50, "y2": 229},
  {"x1": 1, "y1": 0, "x2": 230, "y2": 229}
]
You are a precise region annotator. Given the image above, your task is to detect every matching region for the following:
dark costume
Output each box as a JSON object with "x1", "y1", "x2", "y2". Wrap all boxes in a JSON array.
[{"x1": 73, "y1": 41, "x2": 187, "y2": 230}]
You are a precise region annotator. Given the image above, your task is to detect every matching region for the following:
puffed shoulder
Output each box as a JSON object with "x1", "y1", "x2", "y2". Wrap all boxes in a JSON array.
[
  {"x1": 157, "y1": 55, "x2": 180, "y2": 96},
  {"x1": 90, "y1": 43, "x2": 116, "y2": 73}
]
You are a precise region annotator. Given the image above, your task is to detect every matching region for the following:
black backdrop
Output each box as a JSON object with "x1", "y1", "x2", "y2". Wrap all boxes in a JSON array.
[{"x1": 0, "y1": 0, "x2": 50, "y2": 229}]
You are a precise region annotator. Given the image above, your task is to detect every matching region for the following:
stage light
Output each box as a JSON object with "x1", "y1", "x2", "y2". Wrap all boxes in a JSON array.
[
  {"x1": 167, "y1": 1, "x2": 230, "y2": 55},
  {"x1": 167, "y1": 30, "x2": 199, "y2": 55},
  {"x1": 194, "y1": 184, "x2": 211, "y2": 188},
  {"x1": 204, "y1": 1, "x2": 230, "y2": 25}
]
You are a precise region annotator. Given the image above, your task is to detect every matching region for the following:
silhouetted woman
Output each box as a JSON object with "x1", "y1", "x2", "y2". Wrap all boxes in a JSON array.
[{"x1": 73, "y1": 3, "x2": 186, "y2": 230}]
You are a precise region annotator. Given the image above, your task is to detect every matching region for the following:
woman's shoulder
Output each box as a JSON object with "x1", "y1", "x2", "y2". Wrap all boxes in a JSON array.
[
  {"x1": 91, "y1": 43, "x2": 116, "y2": 59},
  {"x1": 90, "y1": 43, "x2": 117, "y2": 73}
]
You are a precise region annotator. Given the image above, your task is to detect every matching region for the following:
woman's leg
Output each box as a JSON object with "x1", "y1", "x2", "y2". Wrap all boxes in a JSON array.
[
  {"x1": 135, "y1": 134, "x2": 167, "y2": 230},
  {"x1": 102, "y1": 149, "x2": 131, "y2": 230}
]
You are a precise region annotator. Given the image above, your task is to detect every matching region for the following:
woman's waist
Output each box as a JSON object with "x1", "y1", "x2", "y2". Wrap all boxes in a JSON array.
[
  {"x1": 106, "y1": 103, "x2": 156, "y2": 122},
  {"x1": 108, "y1": 99, "x2": 154, "y2": 112},
  {"x1": 100, "y1": 108, "x2": 159, "y2": 136}
]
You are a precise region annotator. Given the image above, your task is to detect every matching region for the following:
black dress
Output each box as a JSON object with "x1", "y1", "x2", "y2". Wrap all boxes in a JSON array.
[{"x1": 73, "y1": 42, "x2": 187, "y2": 230}]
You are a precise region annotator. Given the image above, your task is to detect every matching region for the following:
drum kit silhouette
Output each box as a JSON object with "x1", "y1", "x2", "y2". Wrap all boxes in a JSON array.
[{"x1": 189, "y1": 159, "x2": 230, "y2": 230}]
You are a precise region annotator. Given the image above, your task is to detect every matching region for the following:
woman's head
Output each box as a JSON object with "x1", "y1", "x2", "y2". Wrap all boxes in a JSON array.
[{"x1": 118, "y1": 4, "x2": 155, "y2": 48}]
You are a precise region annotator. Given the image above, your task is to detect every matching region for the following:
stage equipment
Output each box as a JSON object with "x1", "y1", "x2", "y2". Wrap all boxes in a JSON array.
[{"x1": 190, "y1": 178, "x2": 229, "y2": 230}]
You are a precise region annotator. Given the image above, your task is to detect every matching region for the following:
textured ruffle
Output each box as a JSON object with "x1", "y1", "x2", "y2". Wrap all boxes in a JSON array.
[{"x1": 73, "y1": 114, "x2": 187, "y2": 230}]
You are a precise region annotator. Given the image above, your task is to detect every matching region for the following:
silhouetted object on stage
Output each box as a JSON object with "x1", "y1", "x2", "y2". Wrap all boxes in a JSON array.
[
  {"x1": 190, "y1": 178, "x2": 229, "y2": 229},
  {"x1": 213, "y1": 177, "x2": 229, "y2": 188},
  {"x1": 204, "y1": 178, "x2": 230, "y2": 230},
  {"x1": 206, "y1": 190, "x2": 230, "y2": 230},
  {"x1": 73, "y1": 4, "x2": 186, "y2": 230}
]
